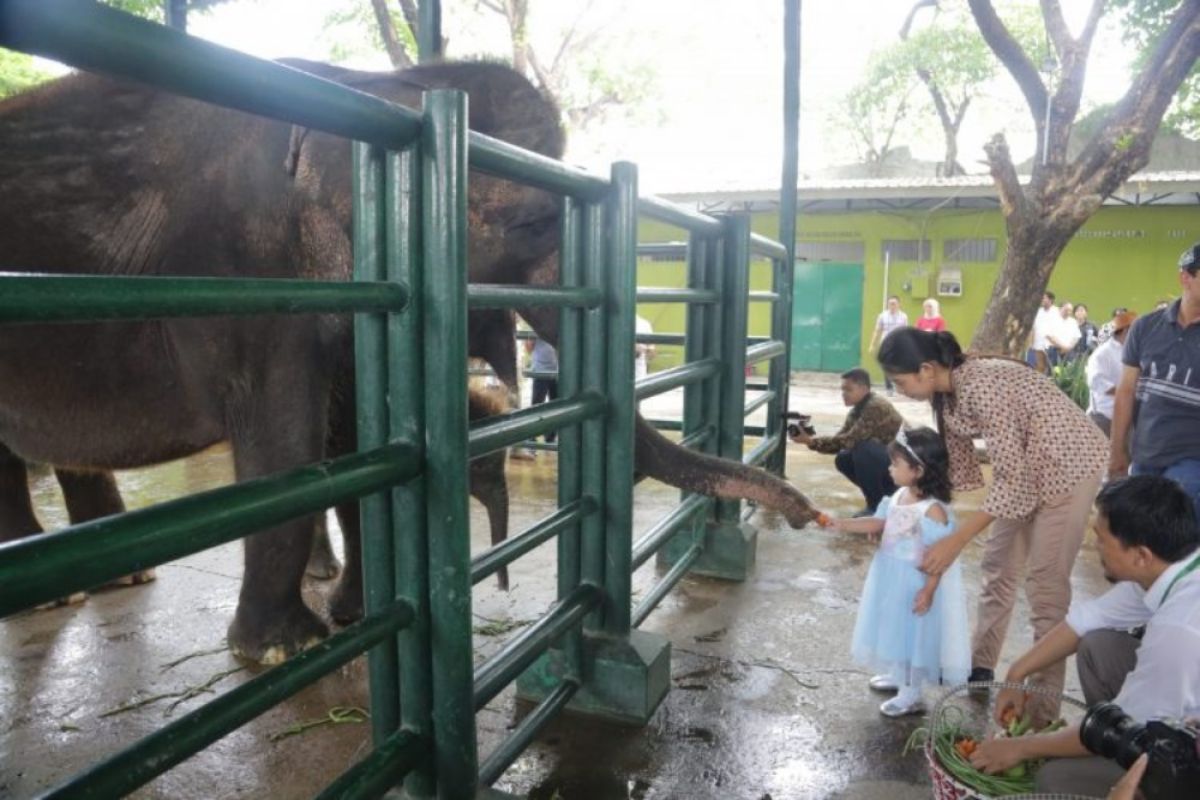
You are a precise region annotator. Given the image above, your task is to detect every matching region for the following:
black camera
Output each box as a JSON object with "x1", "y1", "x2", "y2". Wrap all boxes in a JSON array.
[
  {"x1": 1080, "y1": 701, "x2": 1200, "y2": 800},
  {"x1": 784, "y1": 411, "x2": 815, "y2": 439}
]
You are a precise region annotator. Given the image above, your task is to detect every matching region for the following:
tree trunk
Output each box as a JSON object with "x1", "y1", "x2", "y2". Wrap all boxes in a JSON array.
[
  {"x1": 369, "y1": 0, "x2": 412, "y2": 68},
  {"x1": 938, "y1": 124, "x2": 962, "y2": 177},
  {"x1": 968, "y1": 226, "x2": 1069, "y2": 355}
]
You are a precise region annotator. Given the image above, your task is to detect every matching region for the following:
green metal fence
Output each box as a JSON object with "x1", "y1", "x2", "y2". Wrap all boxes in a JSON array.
[{"x1": 0, "y1": 1, "x2": 795, "y2": 796}]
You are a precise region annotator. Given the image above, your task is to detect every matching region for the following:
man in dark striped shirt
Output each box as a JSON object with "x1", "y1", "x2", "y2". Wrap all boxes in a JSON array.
[{"x1": 1110, "y1": 243, "x2": 1200, "y2": 522}]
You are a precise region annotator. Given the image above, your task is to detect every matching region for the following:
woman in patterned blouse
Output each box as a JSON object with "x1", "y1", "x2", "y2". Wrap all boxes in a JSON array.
[{"x1": 877, "y1": 327, "x2": 1107, "y2": 718}]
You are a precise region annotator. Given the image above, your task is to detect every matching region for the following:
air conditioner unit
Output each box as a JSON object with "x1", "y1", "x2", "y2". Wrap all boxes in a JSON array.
[{"x1": 937, "y1": 267, "x2": 963, "y2": 297}]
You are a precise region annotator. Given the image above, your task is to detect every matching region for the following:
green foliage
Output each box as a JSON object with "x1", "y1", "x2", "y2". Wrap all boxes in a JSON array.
[
  {"x1": 1053, "y1": 356, "x2": 1090, "y2": 411},
  {"x1": 0, "y1": 48, "x2": 51, "y2": 99},
  {"x1": 835, "y1": 46, "x2": 923, "y2": 173},
  {"x1": 1112, "y1": 0, "x2": 1200, "y2": 138},
  {"x1": 321, "y1": 0, "x2": 416, "y2": 66}
]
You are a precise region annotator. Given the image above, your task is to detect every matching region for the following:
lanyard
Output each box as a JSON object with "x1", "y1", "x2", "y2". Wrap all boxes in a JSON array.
[{"x1": 1160, "y1": 552, "x2": 1200, "y2": 607}]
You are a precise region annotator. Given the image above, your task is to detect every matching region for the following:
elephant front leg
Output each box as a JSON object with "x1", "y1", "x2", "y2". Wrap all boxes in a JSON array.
[
  {"x1": 57, "y1": 467, "x2": 155, "y2": 587},
  {"x1": 306, "y1": 512, "x2": 342, "y2": 579},
  {"x1": 328, "y1": 500, "x2": 362, "y2": 624},
  {"x1": 225, "y1": 367, "x2": 331, "y2": 666}
]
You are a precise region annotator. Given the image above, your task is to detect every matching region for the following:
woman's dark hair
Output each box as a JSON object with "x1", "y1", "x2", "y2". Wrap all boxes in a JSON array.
[
  {"x1": 876, "y1": 327, "x2": 965, "y2": 375},
  {"x1": 886, "y1": 426, "x2": 953, "y2": 503},
  {"x1": 1096, "y1": 475, "x2": 1199, "y2": 562}
]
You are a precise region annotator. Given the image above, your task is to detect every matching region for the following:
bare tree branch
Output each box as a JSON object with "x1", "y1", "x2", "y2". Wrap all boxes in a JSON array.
[
  {"x1": 1071, "y1": 1, "x2": 1200, "y2": 196},
  {"x1": 369, "y1": 0, "x2": 412, "y2": 68},
  {"x1": 1039, "y1": 0, "x2": 1072, "y2": 60},
  {"x1": 982, "y1": 133, "x2": 1028, "y2": 220},
  {"x1": 967, "y1": 0, "x2": 1048, "y2": 125},
  {"x1": 899, "y1": 0, "x2": 938, "y2": 39},
  {"x1": 1042, "y1": 0, "x2": 1106, "y2": 167},
  {"x1": 476, "y1": 0, "x2": 506, "y2": 14},
  {"x1": 397, "y1": 0, "x2": 419, "y2": 35},
  {"x1": 550, "y1": 0, "x2": 595, "y2": 77}
]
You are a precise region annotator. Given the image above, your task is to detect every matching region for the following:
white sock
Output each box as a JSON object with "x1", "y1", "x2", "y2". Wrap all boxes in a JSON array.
[{"x1": 894, "y1": 685, "x2": 922, "y2": 706}]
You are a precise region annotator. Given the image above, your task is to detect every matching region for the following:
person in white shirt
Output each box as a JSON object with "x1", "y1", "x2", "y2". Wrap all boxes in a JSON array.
[
  {"x1": 1050, "y1": 301, "x2": 1082, "y2": 362},
  {"x1": 634, "y1": 315, "x2": 656, "y2": 381},
  {"x1": 868, "y1": 296, "x2": 908, "y2": 395},
  {"x1": 1029, "y1": 291, "x2": 1060, "y2": 374},
  {"x1": 968, "y1": 475, "x2": 1200, "y2": 796},
  {"x1": 1086, "y1": 311, "x2": 1138, "y2": 437}
]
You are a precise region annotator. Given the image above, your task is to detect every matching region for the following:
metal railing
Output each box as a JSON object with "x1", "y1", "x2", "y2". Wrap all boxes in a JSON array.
[{"x1": 0, "y1": 1, "x2": 795, "y2": 796}]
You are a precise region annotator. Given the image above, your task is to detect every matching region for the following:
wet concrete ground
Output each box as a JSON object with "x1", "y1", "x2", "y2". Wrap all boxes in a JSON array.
[{"x1": 0, "y1": 375, "x2": 1111, "y2": 799}]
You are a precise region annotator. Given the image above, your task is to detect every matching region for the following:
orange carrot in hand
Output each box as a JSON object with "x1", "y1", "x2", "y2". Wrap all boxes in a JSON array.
[{"x1": 816, "y1": 512, "x2": 832, "y2": 527}]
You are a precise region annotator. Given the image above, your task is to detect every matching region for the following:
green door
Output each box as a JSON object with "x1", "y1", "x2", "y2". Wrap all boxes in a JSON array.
[{"x1": 790, "y1": 262, "x2": 863, "y2": 372}]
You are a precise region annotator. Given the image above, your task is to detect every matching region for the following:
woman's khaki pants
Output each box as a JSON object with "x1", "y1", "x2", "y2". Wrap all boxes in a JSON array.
[{"x1": 970, "y1": 475, "x2": 1101, "y2": 718}]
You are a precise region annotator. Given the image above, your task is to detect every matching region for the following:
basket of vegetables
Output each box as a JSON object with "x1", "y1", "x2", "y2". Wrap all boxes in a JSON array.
[{"x1": 908, "y1": 681, "x2": 1097, "y2": 800}]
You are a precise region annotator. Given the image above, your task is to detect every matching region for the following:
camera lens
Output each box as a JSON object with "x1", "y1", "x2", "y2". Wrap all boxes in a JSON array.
[{"x1": 1080, "y1": 702, "x2": 1148, "y2": 769}]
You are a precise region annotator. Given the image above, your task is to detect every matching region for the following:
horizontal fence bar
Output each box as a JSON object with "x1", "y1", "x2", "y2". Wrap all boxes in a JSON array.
[
  {"x1": 749, "y1": 233, "x2": 788, "y2": 261},
  {"x1": 0, "y1": 0, "x2": 425, "y2": 150},
  {"x1": 467, "y1": 284, "x2": 602, "y2": 309},
  {"x1": 473, "y1": 584, "x2": 601, "y2": 710},
  {"x1": 638, "y1": 196, "x2": 723, "y2": 236},
  {"x1": 632, "y1": 543, "x2": 703, "y2": 628},
  {"x1": 478, "y1": 679, "x2": 578, "y2": 786},
  {"x1": 636, "y1": 242, "x2": 688, "y2": 259},
  {"x1": 748, "y1": 291, "x2": 781, "y2": 303},
  {"x1": 43, "y1": 600, "x2": 415, "y2": 800},
  {"x1": 745, "y1": 340, "x2": 787, "y2": 367},
  {"x1": 468, "y1": 392, "x2": 604, "y2": 458},
  {"x1": 743, "y1": 390, "x2": 777, "y2": 418},
  {"x1": 467, "y1": 130, "x2": 609, "y2": 201},
  {"x1": 0, "y1": 442, "x2": 420, "y2": 617},
  {"x1": 635, "y1": 358, "x2": 721, "y2": 401},
  {"x1": 471, "y1": 498, "x2": 598, "y2": 586},
  {"x1": 0, "y1": 274, "x2": 407, "y2": 323},
  {"x1": 679, "y1": 426, "x2": 715, "y2": 450},
  {"x1": 634, "y1": 288, "x2": 718, "y2": 305},
  {"x1": 631, "y1": 494, "x2": 711, "y2": 569},
  {"x1": 314, "y1": 728, "x2": 425, "y2": 800},
  {"x1": 744, "y1": 433, "x2": 782, "y2": 467},
  {"x1": 636, "y1": 333, "x2": 686, "y2": 346}
]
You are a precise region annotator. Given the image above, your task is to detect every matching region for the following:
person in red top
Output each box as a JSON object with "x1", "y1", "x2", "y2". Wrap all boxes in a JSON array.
[{"x1": 915, "y1": 298, "x2": 946, "y2": 332}]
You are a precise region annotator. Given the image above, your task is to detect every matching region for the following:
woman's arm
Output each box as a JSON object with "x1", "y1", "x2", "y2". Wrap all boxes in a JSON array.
[{"x1": 920, "y1": 509, "x2": 993, "y2": 575}]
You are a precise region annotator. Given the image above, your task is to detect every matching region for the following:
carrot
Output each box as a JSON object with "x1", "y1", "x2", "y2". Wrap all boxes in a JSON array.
[
  {"x1": 1000, "y1": 706, "x2": 1018, "y2": 727},
  {"x1": 816, "y1": 512, "x2": 832, "y2": 527}
]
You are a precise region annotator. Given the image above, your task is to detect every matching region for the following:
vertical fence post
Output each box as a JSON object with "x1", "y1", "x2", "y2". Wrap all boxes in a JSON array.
[
  {"x1": 352, "y1": 142, "x2": 401, "y2": 745},
  {"x1": 519, "y1": 166, "x2": 669, "y2": 726},
  {"x1": 765, "y1": 252, "x2": 794, "y2": 476},
  {"x1": 670, "y1": 214, "x2": 759, "y2": 581},
  {"x1": 421, "y1": 88, "x2": 476, "y2": 798},
  {"x1": 387, "y1": 145, "x2": 436, "y2": 798}
]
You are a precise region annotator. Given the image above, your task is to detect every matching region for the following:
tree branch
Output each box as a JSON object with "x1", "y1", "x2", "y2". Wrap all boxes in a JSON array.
[
  {"x1": 1039, "y1": 0, "x2": 1072, "y2": 60},
  {"x1": 1071, "y1": 1, "x2": 1200, "y2": 196},
  {"x1": 476, "y1": 0, "x2": 505, "y2": 14},
  {"x1": 983, "y1": 133, "x2": 1029, "y2": 220},
  {"x1": 967, "y1": 0, "x2": 1048, "y2": 126},
  {"x1": 1042, "y1": 0, "x2": 1107, "y2": 167},
  {"x1": 370, "y1": 0, "x2": 412, "y2": 68},
  {"x1": 397, "y1": 0, "x2": 419, "y2": 36},
  {"x1": 899, "y1": 0, "x2": 938, "y2": 39}
]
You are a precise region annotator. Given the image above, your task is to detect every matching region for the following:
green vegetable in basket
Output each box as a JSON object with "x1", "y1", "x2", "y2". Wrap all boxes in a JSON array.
[{"x1": 1001, "y1": 762, "x2": 1027, "y2": 779}]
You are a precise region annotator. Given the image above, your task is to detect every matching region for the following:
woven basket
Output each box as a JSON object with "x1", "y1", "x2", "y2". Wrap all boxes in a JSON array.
[{"x1": 924, "y1": 681, "x2": 1099, "y2": 800}]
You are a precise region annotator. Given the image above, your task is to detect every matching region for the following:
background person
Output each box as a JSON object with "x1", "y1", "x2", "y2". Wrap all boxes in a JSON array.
[
  {"x1": 869, "y1": 295, "x2": 908, "y2": 395},
  {"x1": 1086, "y1": 311, "x2": 1137, "y2": 437},
  {"x1": 634, "y1": 314, "x2": 656, "y2": 381},
  {"x1": 790, "y1": 368, "x2": 903, "y2": 516},
  {"x1": 824, "y1": 427, "x2": 970, "y2": 717},
  {"x1": 878, "y1": 328, "x2": 1107, "y2": 719},
  {"x1": 1029, "y1": 291, "x2": 1059, "y2": 374},
  {"x1": 968, "y1": 475, "x2": 1200, "y2": 797},
  {"x1": 1109, "y1": 243, "x2": 1200, "y2": 522},
  {"x1": 1070, "y1": 303, "x2": 1098, "y2": 361},
  {"x1": 525, "y1": 335, "x2": 559, "y2": 444},
  {"x1": 916, "y1": 298, "x2": 946, "y2": 332}
]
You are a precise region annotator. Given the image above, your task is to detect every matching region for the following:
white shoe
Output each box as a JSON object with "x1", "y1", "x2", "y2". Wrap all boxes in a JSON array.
[
  {"x1": 880, "y1": 689, "x2": 925, "y2": 718},
  {"x1": 868, "y1": 674, "x2": 899, "y2": 692}
]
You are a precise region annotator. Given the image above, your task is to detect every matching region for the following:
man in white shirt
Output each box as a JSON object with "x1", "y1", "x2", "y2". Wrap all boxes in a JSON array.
[
  {"x1": 968, "y1": 475, "x2": 1200, "y2": 796},
  {"x1": 1086, "y1": 311, "x2": 1138, "y2": 437},
  {"x1": 868, "y1": 295, "x2": 908, "y2": 395},
  {"x1": 1029, "y1": 291, "x2": 1059, "y2": 374}
]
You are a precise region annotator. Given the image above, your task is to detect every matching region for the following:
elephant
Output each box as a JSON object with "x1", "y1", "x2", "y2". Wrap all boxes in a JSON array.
[{"x1": 0, "y1": 59, "x2": 816, "y2": 664}]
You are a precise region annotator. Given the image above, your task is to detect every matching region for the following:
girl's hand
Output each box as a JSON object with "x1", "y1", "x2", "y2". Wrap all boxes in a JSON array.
[
  {"x1": 830, "y1": 517, "x2": 854, "y2": 532},
  {"x1": 1107, "y1": 754, "x2": 1149, "y2": 800},
  {"x1": 913, "y1": 585, "x2": 936, "y2": 615},
  {"x1": 920, "y1": 534, "x2": 965, "y2": 576},
  {"x1": 969, "y1": 736, "x2": 1027, "y2": 774}
]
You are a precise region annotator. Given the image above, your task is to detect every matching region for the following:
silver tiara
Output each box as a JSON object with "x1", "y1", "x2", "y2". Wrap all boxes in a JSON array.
[{"x1": 895, "y1": 427, "x2": 923, "y2": 466}]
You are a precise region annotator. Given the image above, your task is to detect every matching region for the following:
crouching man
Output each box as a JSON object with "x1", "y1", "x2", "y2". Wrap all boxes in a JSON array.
[{"x1": 968, "y1": 475, "x2": 1200, "y2": 797}]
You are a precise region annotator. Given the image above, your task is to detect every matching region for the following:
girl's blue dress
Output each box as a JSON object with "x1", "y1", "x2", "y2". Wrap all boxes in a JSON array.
[{"x1": 851, "y1": 488, "x2": 971, "y2": 688}]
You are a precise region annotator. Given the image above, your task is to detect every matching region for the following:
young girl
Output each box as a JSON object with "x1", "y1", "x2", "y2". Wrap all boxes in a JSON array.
[{"x1": 826, "y1": 426, "x2": 970, "y2": 717}]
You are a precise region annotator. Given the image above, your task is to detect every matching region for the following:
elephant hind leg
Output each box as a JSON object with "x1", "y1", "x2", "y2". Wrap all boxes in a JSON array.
[
  {"x1": 306, "y1": 512, "x2": 342, "y2": 580},
  {"x1": 56, "y1": 467, "x2": 156, "y2": 587},
  {"x1": 471, "y1": 452, "x2": 510, "y2": 591},
  {"x1": 0, "y1": 441, "x2": 42, "y2": 543}
]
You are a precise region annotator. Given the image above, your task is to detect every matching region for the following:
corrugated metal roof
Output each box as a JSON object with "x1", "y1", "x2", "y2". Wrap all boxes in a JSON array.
[{"x1": 660, "y1": 170, "x2": 1200, "y2": 205}]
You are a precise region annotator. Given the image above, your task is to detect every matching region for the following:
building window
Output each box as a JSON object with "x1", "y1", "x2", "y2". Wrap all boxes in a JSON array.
[
  {"x1": 881, "y1": 239, "x2": 931, "y2": 261},
  {"x1": 796, "y1": 241, "x2": 866, "y2": 262},
  {"x1": 943, "y1": 238, "x2": 998, "y2": 262}
]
